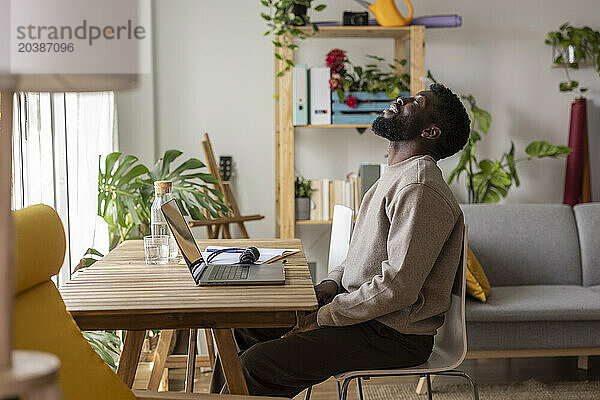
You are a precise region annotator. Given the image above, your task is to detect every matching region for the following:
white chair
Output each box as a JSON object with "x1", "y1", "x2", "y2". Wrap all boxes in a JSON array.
[
  {"x1": 306, "y1": 226, "x2": 477, "y2": 400},
  {"x1": 328, "y1": 205, "x2": 354, "y2": 274}
]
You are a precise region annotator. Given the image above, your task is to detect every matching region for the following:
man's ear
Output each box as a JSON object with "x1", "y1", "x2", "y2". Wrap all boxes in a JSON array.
[{"x1": 421, "y1": 125, "x2": 441, "y2": 140}]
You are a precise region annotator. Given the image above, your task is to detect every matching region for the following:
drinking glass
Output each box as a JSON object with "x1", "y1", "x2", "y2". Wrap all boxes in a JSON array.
[{"x1": 144, "y1": 235, "x2": 170, "y2": 265}]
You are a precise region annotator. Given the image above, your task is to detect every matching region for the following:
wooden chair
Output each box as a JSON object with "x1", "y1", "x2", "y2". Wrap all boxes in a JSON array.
[{"x1": 188, "y1": 133, "x2": 264, "y2": 239}]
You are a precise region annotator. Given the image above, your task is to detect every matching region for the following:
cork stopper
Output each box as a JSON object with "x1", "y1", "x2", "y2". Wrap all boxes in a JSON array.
[{"x1": 154, "y1": 180, "x2": 172, "y2": 194}]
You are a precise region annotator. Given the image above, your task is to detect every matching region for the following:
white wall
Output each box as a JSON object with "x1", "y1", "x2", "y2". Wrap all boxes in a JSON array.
[{"x1": 118, "y1": 0, "x2": 600, "y2": 281}]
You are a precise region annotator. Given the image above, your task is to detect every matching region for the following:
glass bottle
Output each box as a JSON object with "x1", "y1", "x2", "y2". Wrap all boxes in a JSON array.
[{"x1": 151, "y1": 180, "x2": 179, "y2": 261}]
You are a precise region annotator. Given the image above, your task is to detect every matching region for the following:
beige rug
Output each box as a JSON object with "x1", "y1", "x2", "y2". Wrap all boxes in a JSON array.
[{"x1": 363, "y1": 378, "x2": 600, "y2": 400}]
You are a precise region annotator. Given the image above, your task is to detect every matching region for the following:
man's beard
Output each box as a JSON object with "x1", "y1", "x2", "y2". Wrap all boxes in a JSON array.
[{"x1": 371, "y1": 113, "x2": 418, "y2": 141}]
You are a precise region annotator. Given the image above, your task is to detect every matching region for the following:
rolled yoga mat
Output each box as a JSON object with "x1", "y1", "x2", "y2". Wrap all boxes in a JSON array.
[{"x1": 563, "y1": 98, "x2": 591, "y2": 206}]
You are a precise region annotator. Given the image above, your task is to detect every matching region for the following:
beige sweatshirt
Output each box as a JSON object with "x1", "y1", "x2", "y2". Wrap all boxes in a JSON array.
[{"x1": 316, "y1": 154, "x2": 464, "y2": 335}]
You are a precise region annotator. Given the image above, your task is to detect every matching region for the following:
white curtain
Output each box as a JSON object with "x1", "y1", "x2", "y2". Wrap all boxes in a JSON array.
[{"x1": 12, "y1": 92, "x2": 116, "y2": 285}]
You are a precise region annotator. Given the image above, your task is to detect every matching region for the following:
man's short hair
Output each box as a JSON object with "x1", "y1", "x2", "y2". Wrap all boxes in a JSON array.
[{"x1": 429, "y1": 83, "x2": 471, "y2": 159}]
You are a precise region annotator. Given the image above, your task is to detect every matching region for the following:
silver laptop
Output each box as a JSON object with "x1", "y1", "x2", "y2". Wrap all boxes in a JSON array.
[{"x1": 161, "y1": 199, "x2": 285, "y2": 286}]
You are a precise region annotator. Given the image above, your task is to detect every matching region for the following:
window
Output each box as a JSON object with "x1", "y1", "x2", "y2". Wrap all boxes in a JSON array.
[{"x1": 11, "y1": 92, "x2": 116, "y2": 285}]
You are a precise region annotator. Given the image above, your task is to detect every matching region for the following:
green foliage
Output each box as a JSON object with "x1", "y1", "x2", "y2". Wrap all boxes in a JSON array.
[
  {"x1": 545, "y1": 22, "x2": 600, "y2": 94},
  {"x1": 295, "y1": 176, "x2": 313, "y2": 198},
  {"x1": 332, "y1": 53, "x2": 410, "y2": 101},
  {"x1": 82, "y1": 331, "x2": 121, "y2": 371},
  {"x1": 428, "y1": 71, "x2": 573, "y2": 203},
  {"x1": 98, "y1": 150, "x2": 228, "y2": 250},
  {"x1": 260, "y1": 0, "x2": 327, "y2": 77}
]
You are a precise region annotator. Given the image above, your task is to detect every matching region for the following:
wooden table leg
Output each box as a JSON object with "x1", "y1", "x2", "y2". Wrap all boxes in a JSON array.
[
  {"x1": 117, "y1": 330, "x2": 145, "y2": 388},
  {"x1": 185, "y1": 329, "x2": 197, "y2": 393},
  {"x1": 212, "y1": 328, "x2": 249, "y2": 395},
  {"x1": 147, "y1": 330, "x2": 174, "y2": 391},
  {"x1": 205, "y1": 328, "x2": 216, "y2": 369}
]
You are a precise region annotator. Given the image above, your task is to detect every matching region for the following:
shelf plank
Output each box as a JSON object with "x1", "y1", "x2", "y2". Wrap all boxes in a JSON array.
[
  {"x1": 295, "y1": 124, "x2": 371, "y2": 129},
  {"x1": 298, "y1": 26, "x2": 414, "y2": 39},
  {"x1": 296, "y1": 220, "x2": 332, "y2": 225}
]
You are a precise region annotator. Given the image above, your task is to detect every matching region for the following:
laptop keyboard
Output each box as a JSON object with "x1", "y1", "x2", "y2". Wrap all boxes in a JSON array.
[{"x1": 208, "y1": 264, "x2": 250, "y2": 281}]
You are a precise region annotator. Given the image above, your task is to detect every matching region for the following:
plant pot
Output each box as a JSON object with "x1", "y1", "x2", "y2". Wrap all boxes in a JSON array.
[
  {"x1": 295, "y1": 197, "x2": 310, "y2": 220},
  {"x1": 291, "y1": 4, "x2": 308, "y2": 25}
]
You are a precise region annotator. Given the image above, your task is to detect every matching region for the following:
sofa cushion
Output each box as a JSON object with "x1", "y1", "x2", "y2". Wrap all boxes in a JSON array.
[
  {"x1": 466, "y1": 248, "x2": 491, "y2": 302},
  {"x1": 461, "y1": 204, "x2": 581, "y2": 286},
  {"x1": 466, "y1": 285, "x2": 600, "y2": 322},
  {"x1": 467, "y1": 320, "x2": 600, "y2": 350},
  {"x1": 589, "y1": 286, "x2": 600, "y2": 295},
  {"x1": 574, "y1": 203, "x2": 600, "y2": 286}
]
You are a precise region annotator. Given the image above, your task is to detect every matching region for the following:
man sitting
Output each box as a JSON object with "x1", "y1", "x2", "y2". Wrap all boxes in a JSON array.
[{"x1": 210, "y1": 83, "x2": 471, "y2": 398}]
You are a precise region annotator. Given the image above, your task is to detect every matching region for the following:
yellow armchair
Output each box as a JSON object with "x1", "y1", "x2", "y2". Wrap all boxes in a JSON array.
[
  {"x1": 12, "y1": 204, "x2": 283, "y2": 400},
  {"x1": 13, "y1": 204, "x2": 137, "y2": 400}
]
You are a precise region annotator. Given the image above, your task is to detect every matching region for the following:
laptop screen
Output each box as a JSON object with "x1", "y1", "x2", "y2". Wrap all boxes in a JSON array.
[{"x1": 161, "y1": 199, "x2": 204, "y2": 266}]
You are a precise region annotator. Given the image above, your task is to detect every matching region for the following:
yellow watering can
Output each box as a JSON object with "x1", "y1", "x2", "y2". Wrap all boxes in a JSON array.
[{"x1": 360, "y1": 0, "x2": 414, "y2": 27}]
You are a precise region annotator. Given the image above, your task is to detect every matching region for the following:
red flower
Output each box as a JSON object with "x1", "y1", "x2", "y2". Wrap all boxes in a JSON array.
[
  {"x1": 326, "y1": 48, "x2": 346, "y2": 73},
  {"x1": 345, "y1": 95, "x2": 358, "y2": 108}
]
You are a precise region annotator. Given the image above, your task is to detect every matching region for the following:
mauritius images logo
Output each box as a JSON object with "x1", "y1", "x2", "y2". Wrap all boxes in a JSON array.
[{"x1": 16, "y1": 19, "x2": 146, "y2": 46}]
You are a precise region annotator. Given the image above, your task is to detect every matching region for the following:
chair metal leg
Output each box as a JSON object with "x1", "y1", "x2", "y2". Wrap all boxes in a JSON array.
[
  {"x1": 425, "y1": 374, "x2": 433, "y2": 400},
  {"x1": 435, "y1": 370, "x2": 479, "y2": 400},
  {"x1": 340, "y1": 379, "x2": 352, "y2": 400},
  {"x1": 356, "y1": 377, "x2": 364, "y2": 400},
  {"x1": 336, "y1": 380, "x2": 341, "y2": 400},
  {"x1": 304, "y1": 386, "x2": 312, "y2": 400}
]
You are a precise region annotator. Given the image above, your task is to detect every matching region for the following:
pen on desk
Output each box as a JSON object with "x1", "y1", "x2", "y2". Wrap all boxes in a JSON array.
[
  {"x1": 263, "y1": 250, "x2": 301, "y2": 264},
  {"x1": 205, "y1": 248, "x2": 243, "y2": 253}
]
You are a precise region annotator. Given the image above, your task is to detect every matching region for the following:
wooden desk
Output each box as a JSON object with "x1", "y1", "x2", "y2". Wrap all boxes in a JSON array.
[{"x1": 59, "y1": 239, "x2": 317, "y2": 395}]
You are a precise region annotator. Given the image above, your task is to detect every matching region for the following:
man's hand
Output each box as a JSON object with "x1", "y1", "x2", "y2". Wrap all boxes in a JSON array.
[
  {"x1": 314, "y1": 280, "x2": 338, "y2": 307},
  {"x1": 282, "y1": 312, "x2": 320, "y2": 338}
]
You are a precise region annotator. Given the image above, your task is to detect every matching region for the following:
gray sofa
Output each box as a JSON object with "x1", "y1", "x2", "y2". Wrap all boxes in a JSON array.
[{"x1": 461, "y1": 203, "x2": 600, "y2": 360}]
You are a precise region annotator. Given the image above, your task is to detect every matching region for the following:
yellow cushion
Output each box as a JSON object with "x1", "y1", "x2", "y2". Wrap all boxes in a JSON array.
[
  {"x1": 466, "y1": 248, "x2": 491, "y2": 302},
  {"x1": 14, "y1": 204, "x2": 66, "y2": 295},
  {"x1": 14, "y1": 281, "x2": 136, "y2": 400}
]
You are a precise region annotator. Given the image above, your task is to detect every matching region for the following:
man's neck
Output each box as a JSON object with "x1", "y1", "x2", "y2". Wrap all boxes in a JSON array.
[{"x1": 387, "y1": 141, "x2": 438, "y2": 166}]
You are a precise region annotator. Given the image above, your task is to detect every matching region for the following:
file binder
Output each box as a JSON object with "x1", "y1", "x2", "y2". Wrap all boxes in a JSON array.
[
  {"x1": 309, "y1": 67, "x2": 331, "y2": 125},
  {"x1": 293, "y1": 64, "x2": 308, "y2": 126}
]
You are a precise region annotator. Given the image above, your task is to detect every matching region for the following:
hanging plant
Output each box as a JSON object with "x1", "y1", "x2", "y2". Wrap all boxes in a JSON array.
[
  {"x1": 260, "y1": 0, "x2": 327, "y2": 77},
  {"x1": 545, "y1": 22, "x2": 600, "y2": 94}
]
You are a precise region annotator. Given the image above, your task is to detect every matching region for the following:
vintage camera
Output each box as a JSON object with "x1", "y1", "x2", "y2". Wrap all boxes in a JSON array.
[{"x1": 343, "y1": 11, "x2": 369, "y2": 26}]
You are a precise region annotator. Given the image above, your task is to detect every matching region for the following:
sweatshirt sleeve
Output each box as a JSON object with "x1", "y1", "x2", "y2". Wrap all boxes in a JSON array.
[
  {"x1": 319, "y1": 260, "x2": 345, "y2": 291},
  {"x1": 317, "y1": 183, "x2": 456, "y2": 327}
]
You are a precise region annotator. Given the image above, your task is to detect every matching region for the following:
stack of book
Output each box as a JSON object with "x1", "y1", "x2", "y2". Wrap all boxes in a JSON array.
[{"x1": 306, "y1": 163, "x2": 386, "y2": 222}]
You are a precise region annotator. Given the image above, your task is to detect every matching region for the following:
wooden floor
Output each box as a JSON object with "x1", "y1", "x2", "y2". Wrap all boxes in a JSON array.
[{"x1": 134, "y1": 356, "x2": 599, "y2": 399}]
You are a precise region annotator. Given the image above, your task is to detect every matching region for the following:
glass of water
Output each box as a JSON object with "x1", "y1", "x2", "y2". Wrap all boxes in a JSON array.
[{"x1": 144, "y1": 235, "x2": 170, "y2": 265}]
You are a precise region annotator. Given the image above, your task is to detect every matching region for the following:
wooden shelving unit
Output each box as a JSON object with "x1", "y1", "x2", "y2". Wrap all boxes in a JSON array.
[
  {"x1": 274, "y1": 25, "x2": 426, "y2": 238},
  {"x1": 296, "y1": 220, "x2": 333, "y2": 225}
]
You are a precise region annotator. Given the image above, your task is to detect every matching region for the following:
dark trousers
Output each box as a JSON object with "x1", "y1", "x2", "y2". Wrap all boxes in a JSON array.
[{"x1": 209, "y1": 320, "x2": 433, "y2": 398}]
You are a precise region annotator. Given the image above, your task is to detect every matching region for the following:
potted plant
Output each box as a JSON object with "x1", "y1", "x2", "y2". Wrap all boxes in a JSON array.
[
  {"x1": 261, "y1": 0, "x2": 327, "y2": 77},
  {"x1": 427, "y1": 72, "x2": 572, "y2": 203},
  {"x1": 295, "y1": 176, "x2": 313, "y2": 220},
  {"x1": 326, "y1": 49, "x2": 411, "y2": 125},
  {"x1": 96, "y1": 149, "x2": 229, "y2": 251}
]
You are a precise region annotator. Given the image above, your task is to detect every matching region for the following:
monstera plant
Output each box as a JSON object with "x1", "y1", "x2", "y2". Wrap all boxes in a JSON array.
[
  {"x1": 427, "y1": 72, "x2": 572, "y2": 203},
  {"x1": 97, "y1": 149, "x2": 229, "y2": 251},
  {"x1": 448, "y1": 94, "x2": 572, "y2": 203}
]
